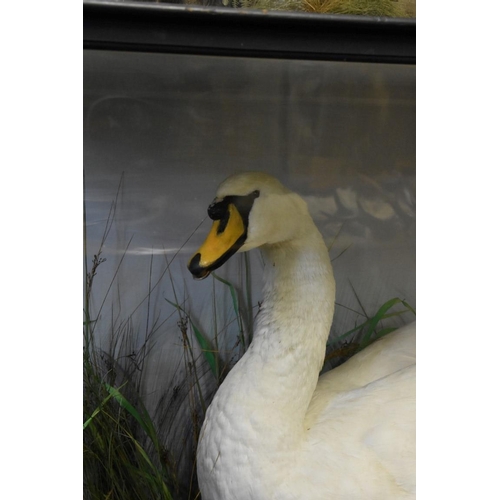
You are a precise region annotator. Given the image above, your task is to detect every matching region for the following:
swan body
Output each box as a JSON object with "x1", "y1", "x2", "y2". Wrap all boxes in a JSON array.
[{"x1": 188, "y1": 172, "x2": 415, "y2": 500}]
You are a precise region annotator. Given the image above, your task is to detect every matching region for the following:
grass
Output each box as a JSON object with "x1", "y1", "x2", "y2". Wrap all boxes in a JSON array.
[
  {"x1": 152, "y1": 1, "x2": 417, "y2": 18},
  {"x1": 234, "y1": 0, "x2": 415, "y2": 18},
  {"x1": 324, "y1": 296, "x2": 415, "y2": 365},
  {"x1": 84, "y1": 174, "x2": 415, "y2": 499},
  {"x1": 84, "y1": 176, "x2": 178, "y2": 500},
  {"x1": 300, "y1": 0, "x2": 409, "y2": 17},
  {"x1": 83, "y1": 380, "x2": 175, "y2": 500}
]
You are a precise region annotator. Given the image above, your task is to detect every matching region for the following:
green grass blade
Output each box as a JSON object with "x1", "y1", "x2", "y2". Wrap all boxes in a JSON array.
[
  {"x1": 402, "y1": 300, "x2": 416, "y2": 315},
  {"x1": 329, "y1": 298, "x2": 415, "y2": 351},
  {"x1": 244, "y1": 253, "x2": 254, "y2": 343},
  {"x1": 105, "y1": 384, "x2": 146, "y2": 425},
  {"x1": 190, "y1": 321, "x2": 218, "y2": 378},
  {"x1": 165, "y1": 299, "x2": 219, "y2": 378},
  {"x1": 331, "y1": 320, "x2": 371, "y2": 343},
  {"x1": 130, "y1": 439, "x2": 173, "y2": 500},
  {"x1": 83, "y1": 391, "x2": 115, "y2": 430},
  {"x1": 212, "y1": 272, "x2": 246, "y2": 350},
  {"x1": 104, "y1": 384, "x2": 162, "y2": 451},
  {"x1": 359, "y1": 298, "x2": 406, "y2": 349}
]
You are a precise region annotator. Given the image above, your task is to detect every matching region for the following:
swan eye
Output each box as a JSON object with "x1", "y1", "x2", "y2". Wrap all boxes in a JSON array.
[
  {"x1": 208, "y1": 199, "x2": 228, "y2": 221},
  {"x1": 208, "y1": 191, "x2": 259, "y2": 221}
]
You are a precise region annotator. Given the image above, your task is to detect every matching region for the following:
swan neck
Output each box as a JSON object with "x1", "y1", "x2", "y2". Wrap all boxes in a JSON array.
[
  {"x1": 260, "y1": 232, "x2": 336, "y2": 346},
  {"x1": 244, "y1": 231, "x2": 336, "y2": 421}
]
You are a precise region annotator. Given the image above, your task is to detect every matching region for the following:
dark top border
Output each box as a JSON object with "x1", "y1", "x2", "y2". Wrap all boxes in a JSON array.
[{"x1": 83, "y1": 1, "x2": 416, "y2": 64}]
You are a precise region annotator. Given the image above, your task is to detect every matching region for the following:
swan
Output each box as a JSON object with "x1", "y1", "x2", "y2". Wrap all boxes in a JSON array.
[{"x1": 187, "y1": 172, "x2": 415, "y2": 500}]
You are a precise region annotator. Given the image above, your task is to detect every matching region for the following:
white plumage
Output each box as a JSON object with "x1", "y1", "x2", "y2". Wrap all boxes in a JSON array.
[{"x1": 188, "y1": 172, "x2": 415, "y2": 500}]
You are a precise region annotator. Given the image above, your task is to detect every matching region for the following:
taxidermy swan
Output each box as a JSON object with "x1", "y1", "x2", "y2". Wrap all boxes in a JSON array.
[{"x1": 188, "y1": 172, "x2": 415, "y2": 500}]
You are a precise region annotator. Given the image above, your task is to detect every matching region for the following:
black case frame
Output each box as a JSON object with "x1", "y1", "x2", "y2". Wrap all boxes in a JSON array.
[{"x1": 83, "y1": 1, "x2": 416, "y2": 64}]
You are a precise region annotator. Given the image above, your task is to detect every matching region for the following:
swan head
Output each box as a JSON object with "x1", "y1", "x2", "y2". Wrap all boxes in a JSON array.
[{"x1": 188, "y1": 172, "x2": 310, "y2": 279}]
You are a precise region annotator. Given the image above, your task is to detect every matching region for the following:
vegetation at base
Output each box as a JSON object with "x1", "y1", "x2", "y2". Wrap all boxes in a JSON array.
[{"x1": 84, "y1": 177, "x2": 177, "y2": 499}]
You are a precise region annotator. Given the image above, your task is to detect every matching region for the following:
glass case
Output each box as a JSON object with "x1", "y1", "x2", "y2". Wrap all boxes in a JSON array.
[{"x1": 84, "y1": 3, "x2": 415, "y2": 498}]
